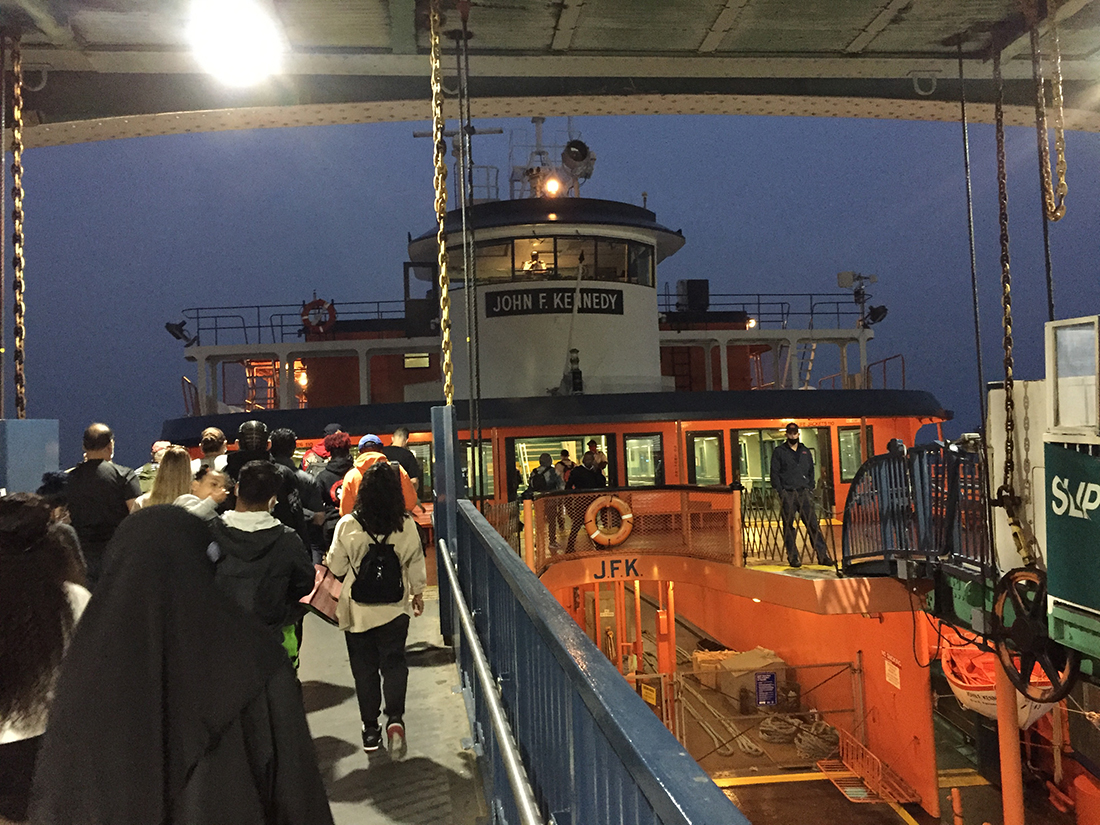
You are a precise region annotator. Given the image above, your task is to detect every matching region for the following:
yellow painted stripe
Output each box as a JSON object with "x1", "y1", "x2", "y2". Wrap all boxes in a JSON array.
[
  {"x1": 889, "y1": 801, "x2": 921, "y2": 825},
  {"x1": 937, "y1": 772, "x2": 990, "y2": 788},
  {"x1": 712, "y1": 772, "x2": 852, "y2": 787}
]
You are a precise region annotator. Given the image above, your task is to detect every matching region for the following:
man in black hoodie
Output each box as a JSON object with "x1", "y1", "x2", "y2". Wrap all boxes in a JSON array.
[{"x1": 210, "y1": 460, "x2": 315, "y2": 666}]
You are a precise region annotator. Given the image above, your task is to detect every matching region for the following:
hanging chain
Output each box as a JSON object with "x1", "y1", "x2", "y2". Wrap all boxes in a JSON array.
[
  {"x1": 11, "y1": 36, "x2": 26, "y2": 420},
  {"x1": 1031, "y1": 14, "x2": 1067, "y2": 222},
  {"x1": 993, "y1": 49, "x2": 1040, "y2": 567},
  {"x1": 429, "y1": 0, "x2": 453, "y2": 406}
]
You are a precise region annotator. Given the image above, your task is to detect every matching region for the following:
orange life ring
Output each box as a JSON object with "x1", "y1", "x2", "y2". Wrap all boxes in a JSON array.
[
  {"x1": 585, "y1": 495, "x2": 633, "y2": 547},
  {"x1": 301, "y1": 299, "x2": 336, "y2": 334}
]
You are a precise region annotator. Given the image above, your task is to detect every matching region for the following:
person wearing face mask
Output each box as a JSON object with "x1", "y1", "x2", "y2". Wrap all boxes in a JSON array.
[{"x1": 769, "y1": 423, "x2": 831, "y2": 568}]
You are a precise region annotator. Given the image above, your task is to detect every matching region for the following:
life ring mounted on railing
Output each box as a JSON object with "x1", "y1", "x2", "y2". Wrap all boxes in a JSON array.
[
  {"x1": 585, "y1": 495, "x2": 634, "y2": 547},
  {"x1": 301, "y1": 298, "x2": 337, "y2": 335}
]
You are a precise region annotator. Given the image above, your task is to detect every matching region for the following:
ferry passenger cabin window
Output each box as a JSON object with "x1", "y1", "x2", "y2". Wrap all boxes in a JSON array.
[
  {"x1": 625, "y1": 434, "x2": 663, "y2": 487},
  {"x1": 750, "y1": 427, "x2": 835, "y2": 507},
  {"x1": 506, "y1": 434, "x2": 614, "y2": 497},
  {"x1": 462, "y1": 441, "x2": 494, "y2": 501},
  {"x1": 687, "y1": 431, "x2": 725, "y2": 486},
  {"x1": 838, "y1": 426, "x2": 873, "y2": 483},
  {"x1": 409, "y1": 442, "x2": 432, "y2": 503}
]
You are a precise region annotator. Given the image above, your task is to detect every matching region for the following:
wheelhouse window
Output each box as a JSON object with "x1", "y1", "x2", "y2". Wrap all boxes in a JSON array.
[
  {"x1": 625, "y1": 434, "x2": 663, "y2": 487},
  {"x1": 450, "y1": 235, "x2": 655, "y2": 287}
]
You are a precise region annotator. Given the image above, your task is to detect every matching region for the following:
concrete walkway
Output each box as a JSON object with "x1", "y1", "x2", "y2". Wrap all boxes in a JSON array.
[{"x1": 298, "y1": 587, "x2": 487, "y2": 825}]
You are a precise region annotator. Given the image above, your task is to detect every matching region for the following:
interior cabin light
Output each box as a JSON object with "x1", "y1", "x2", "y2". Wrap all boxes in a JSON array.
[
  {"x1": 189, "y1": 0, "x2": 284, "y2": 86},
  {"x1": 297, "y1": 371, "x2": 308, "y2": 388},
  {"x1": 544, "y1": 177, "x2": 562, "y2": 196}
]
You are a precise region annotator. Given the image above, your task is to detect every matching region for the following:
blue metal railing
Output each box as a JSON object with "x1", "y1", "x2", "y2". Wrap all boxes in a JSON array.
[
  {"x1": 841, "y1": 443, "x2": 993, "y2": 579},
  {"x1": 432, "y1": 406, "x2": 744, "y2": 825}
]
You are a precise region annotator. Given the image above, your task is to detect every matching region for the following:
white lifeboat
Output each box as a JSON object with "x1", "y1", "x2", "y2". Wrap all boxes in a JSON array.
[{"x1": 941, "y1": 642, "x2": 1054, "y2": 730}]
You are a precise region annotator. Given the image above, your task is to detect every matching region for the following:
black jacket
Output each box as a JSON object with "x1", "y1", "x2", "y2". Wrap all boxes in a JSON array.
[
  {"x1": 210, "y1": 519, "x2": 315, "y2": 631},
  {"x1": 225, "y1": 451, "x2": 309, "y2": 546},
  {"x1": 770, "y1": 442, "x2": 817, "y2": 492},
  {"x1": 566, "y1": 465, "x2": 607, "y2": 491},
  {"x1": 29, "y1": 506, "x2": 334, "y2": 825},
  {"x1": 316, "y1": 455, "x2": 355, "y2": 508}
]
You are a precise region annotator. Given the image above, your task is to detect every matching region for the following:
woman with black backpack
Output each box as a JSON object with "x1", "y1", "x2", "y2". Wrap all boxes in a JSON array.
[{"x1": 325, "y1": 462, "x2": 426, "y2": 757}]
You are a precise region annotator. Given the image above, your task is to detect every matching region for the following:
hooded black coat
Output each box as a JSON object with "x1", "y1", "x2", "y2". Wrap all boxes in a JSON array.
[{"x1": 29, "y1": 506, "x2": 334, "y2": 825}]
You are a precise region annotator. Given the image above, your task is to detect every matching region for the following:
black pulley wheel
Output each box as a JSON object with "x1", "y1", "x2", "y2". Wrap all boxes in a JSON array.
[{"x1": 992, "y1": 567, "x2": 1079, "y2": 703}]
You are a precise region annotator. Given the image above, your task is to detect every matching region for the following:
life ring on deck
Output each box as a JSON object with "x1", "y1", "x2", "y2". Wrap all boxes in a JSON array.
[
  {"x1": 301, "y1": 299, "x2": 336, "y2": 334},
  {"x1": 585, "y1": 495, "x2": 633, "y2": 547}
]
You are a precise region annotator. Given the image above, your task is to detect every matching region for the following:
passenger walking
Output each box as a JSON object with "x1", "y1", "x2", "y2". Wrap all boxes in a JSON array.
[
  {"x1": 525, "y1": 453, "x2": 563, "y2": 547},
  {"x1": 0, "y1": 495, "x2": 91, "y2": 823},
  {"x1": 583, "y1": 439, "x2": 608, "y2": 476},
  {"x1": 301, "y1": 422, "x2": 344, "y2": 477},
  {"x1": 381, "y1": 426, "x2": 423, "y2": 493},
  {"x1": 270, "y1": 428, "x2": 327, "y2": 562},
  {"x1": 136, "y1": 440, "x2": 172, "y2": 494},
  {"x1": 325, "y1": 462, "x2": 426, "y2": 758},
  {"x1": 28, "y1": 506, "x2": 334, "y2": 825},
  {"x1": 316, "y1": 431, "x2": 354, "y2": 550},
  {"x1": 210, "y1": 461, "x2": 315, "y2": 666},
  {"x1": 225, "y1": 420, "x2": 309, "y2": 547},
  {"x1": 339, "y1": 434, "x2": 418, "y2": 517},
  {"x1": 191, "y1": 426, "x2": 228, "y2": 473},
  {"x1": 172, "y1": 466, "x2": 230, "y2": 522},
  {"x1": 769, "y1": 422, "x2": 831, "y2": 568},
  {"x1": 564, "y1": 452, "x2": 607, "y2": 553},
  {"x1": 134, "y1": 445, "x2": 191, "y2": 508},
  {"x1": 65, "y1": 423, "x2": 141, "y2": 588}
]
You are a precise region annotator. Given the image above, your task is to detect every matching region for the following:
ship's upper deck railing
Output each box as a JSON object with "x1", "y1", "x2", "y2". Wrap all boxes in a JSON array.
[
  {"x1": 180, "y1": 301, "x2": 406, "y2": 346},
  {"x1": 658, "y1": 290, "x2": 862, "y2": 330}
]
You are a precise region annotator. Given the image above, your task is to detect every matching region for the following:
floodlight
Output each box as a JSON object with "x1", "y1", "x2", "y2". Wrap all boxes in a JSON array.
[
  {"x1": 544, "y1": 176, "x2": 562, "y2": 196},
  {"x1": 189, "y1": 0, "x2": 284, "y2": 86},
  {"x1": 746, "y1": 317, "x2": 758, "y2": 329},
  {"x1": 165, "y1": 320, "x2": 198, "y2": 346},
  {"x1": 866, "y1": 305, "x2": 889, "y2": 325}
]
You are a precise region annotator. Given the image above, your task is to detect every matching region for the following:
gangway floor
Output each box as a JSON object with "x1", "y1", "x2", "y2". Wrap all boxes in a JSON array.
[{"x1": 298, "y1": 587, "x2": 487, "y2": 825}]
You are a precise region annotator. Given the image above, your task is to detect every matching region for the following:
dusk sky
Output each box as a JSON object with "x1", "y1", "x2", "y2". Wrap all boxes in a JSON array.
[{"x1": 13, "y1": 112, "x2": 1100, "y2": 469}]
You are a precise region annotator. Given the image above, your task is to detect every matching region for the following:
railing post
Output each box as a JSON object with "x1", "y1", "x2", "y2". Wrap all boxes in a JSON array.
[
  {"x1": 523, "y1": 499, "x2": 534, "y2": 571},
  {"x1": 432, "y1": 405, "x2": 463, "y2": 640},
  {"x1": 732, "y1": 487, "x2": 744, "y2": 566}
]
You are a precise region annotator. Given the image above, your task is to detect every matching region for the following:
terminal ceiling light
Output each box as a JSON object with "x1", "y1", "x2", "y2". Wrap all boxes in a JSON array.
[{"x1": 189, "y1": 0, "x2": 284, "y2": 86}]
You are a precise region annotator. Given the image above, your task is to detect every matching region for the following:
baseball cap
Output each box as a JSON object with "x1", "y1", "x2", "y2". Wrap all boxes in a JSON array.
[
  {"x1": 358, "y1": 434, "x2": 383, "y2": 451},
  {"x1": 323, "y1": 423, "x2": 344, "y2": 436},
  {"x1": 785, "y1": 422, "x2": 800, "y2": 433}
]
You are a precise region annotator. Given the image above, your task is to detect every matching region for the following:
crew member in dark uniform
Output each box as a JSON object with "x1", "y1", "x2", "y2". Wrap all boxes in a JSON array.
[{"x1": 769, "y1": 422, "x2": 831, "y2": 568}]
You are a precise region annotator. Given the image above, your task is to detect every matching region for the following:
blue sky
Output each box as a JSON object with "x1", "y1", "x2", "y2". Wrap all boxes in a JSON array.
[{"x1": 16, "y1": 113, "x2": 1100, "y2": 468}]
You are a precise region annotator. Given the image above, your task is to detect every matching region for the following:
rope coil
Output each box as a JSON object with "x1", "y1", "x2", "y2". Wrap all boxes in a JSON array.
[{"x1": 11, "y1": 36, "x2": 25, "y2": 420}]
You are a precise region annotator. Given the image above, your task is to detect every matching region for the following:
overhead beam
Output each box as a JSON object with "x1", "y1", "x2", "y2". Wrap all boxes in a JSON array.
[
  {"x1": 698, "y1": 0, "x2": 750, "y2": 54},
  {"x1": 32, "y1": 49, "x2": 1100, "y2": 81},
  {"x1": 845, "y1": 0, "x2": 911, "y2": 54},
  {"x1": 551, "y1": 1, "x2": 584, "y2": 52},
  {"x1": 388, "y1": 0, "x2": 417, "y2": 54},
  {"x1": 0, "y1": 0, "x2": 73, "y2": 42},
  {"x1": 23, "y1": 93, "x2": 1100, "y2": 150},
  {"x1": 998, "y1": 0, "x2": 1096, "y2": 61}
]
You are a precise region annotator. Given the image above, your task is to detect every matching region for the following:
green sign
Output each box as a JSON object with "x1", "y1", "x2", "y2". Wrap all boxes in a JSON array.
[{"x1": 1046, "y1": 443, "x2": 1100, "y2": 612}]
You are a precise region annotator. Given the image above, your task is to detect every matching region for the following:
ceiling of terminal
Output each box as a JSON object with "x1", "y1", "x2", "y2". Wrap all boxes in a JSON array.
[{"x1": 3, "y1": 0, "x2": 1100, "y2": 145}]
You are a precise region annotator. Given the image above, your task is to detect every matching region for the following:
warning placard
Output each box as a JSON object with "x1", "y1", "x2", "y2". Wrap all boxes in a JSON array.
[{"x1": 640, "y1": 683, "x2": 657, "y2": 705}]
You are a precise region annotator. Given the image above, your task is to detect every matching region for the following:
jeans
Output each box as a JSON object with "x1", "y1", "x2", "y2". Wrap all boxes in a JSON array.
[
  {"x1": 779, "y1": 489, "x2": 831, "y2": 565},
  {"x1": 344, "y1": 613, "x2": 411, "y2": 728}
]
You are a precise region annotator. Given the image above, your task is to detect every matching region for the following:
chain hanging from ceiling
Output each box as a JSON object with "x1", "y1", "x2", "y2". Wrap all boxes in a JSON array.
[
  {"x1": 429, "y1": 0, "x2": 454, "y2": 407},
  {"x1": 10, "y1": 34, "x2": 25, "y2": 420},
  {"x1": 1030, "y1": 12, "x2": 1068, "y2": 223}
]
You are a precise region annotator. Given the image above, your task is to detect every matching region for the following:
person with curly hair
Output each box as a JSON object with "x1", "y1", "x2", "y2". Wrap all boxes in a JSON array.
[
  {"x1": 325, "y1": 462, "x2": 426, "y2": 758},
  {"x1": 0, "y1": 494, "x2": 91, "y2": 822}
]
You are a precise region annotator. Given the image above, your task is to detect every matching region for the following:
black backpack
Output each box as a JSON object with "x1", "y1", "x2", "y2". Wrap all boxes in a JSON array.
[{"x1": 349, "y1": 527, "x2": 403, "y2": 605}]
